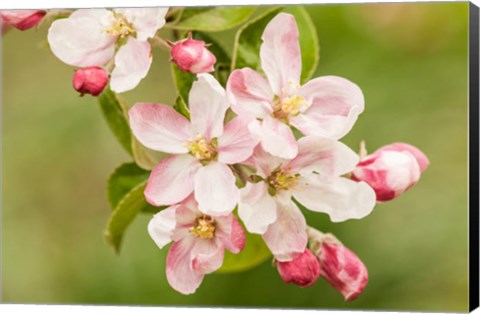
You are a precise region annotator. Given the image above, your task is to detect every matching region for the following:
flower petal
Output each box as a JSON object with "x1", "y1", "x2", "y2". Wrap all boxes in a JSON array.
[
  {"x1": 217, "y1": 117, "x2": 259, "y2": 164},
  {"x1": 251, "y1": 115, "x2": 298, "y2": 159},
  {"x1": 238, "y1": 182, "x2": 277, "y2": 234},
  {"x1": 145, "y1": 154, "x2": 201, "y2": 206},
  {"x1": 110, "y1": 37, "x2": 152, "y2": 93},
  {"x1": 293, "y1": 175, "x2": 376, "y2": 223},
  {"x1": 215, "y1": 215, "x2": 246, "y2": 254},
  {"x1": 48, "y1": 9, "x2": 116, "y2": 67},
  {"x1": 166, "y1": 236, "x2": 204, "y2": 295},
  {"x1": 226, "y1": 68, "x2": 273, "y2": 119},
  {"x1": 260, "y1": 13, "x2": 301, "y2": 95},
  {"x1": 129, "y1": 103, "x2": 192, "y2": 154},
  {"x1": 285, "y1": 136, "x2": 359, "y2": 177},
  {"x1": 189, "y1": 74, "x2": 229, "y2": 140},
  {"x1": 242, "y1": 143, "x2": 286, "y2": 178},
  {"x1": 377, "y1": 142, "x2": 430, "y2": 173},
  {"x1": 115, "y1": 8, "x2": 168, "y2": 41},
  {"x1": 190, "y1": 238, "x2": 224, "y2": 274},
  {"x1": 147, "y1": 205, "x2": 177, "y2": 249},
  {"x1": 291, "y1": 76, "x2": 364, "y2": 139},
  {"x1": 262, "y1": 200, "x2": 308, "y2": 262},
  {"x1": 194, "y1": 161, "x2": 239, "y2": 216}
]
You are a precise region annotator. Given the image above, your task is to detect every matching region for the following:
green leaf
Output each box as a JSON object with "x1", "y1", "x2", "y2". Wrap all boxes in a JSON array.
[
  {"x1": 231, "y1": 6, "x2": 283, "y2": 71},
  {"x1": 231, "y1": 6, "x2": 320, "y2": 83},
  {"x1": 105, "y1": 181, "x2": 152, "y2": 253},
  {"x1": 107, "y1": 163, "x2": 150, "y2": 209},
  {"x1": 171, "y1": 63, "x2": 196, "y2": 104},
  {"x1": 216, "y1": 229, "x2": 272, "y2": 273},
  {"x1": 172, "y1": 96, "x2": 190, "y2": 120},
  {"x1": 166, "y1": 7, "x2": 257, "y2": 32},
  {"x1": 283, "y1": 6, "x2": 319, "y2": 83},
  {"x1": 98, "y1": 88, "x2": 132, "y2": 156}
]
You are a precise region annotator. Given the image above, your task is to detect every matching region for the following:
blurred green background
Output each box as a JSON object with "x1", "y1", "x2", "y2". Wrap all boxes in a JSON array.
[{"x1": 1, "y1": 2, "x2": 470, "y2": 312}]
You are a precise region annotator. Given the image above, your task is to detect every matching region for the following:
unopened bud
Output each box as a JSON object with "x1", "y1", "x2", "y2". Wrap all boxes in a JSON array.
[
  {"x1": 276, "y1": 249, "x2": 321, "y2": 288},
  {"x1": 0, "y1": 10, "x2": 46, "y2": 31},
  {"x1": 352, "y1": 142, "x2": 429, "y2": 201},
  {"x1": 73, "y1": 66, "x2": 109, "y2": 96},
  {"x1": 171, "y1": 37, "x2": 216, "y2": 74}
]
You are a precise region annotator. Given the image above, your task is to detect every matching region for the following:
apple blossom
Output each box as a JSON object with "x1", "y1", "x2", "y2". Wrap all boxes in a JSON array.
[
  {"x1": 148, "y1": 194, "x2": 245, "y2": 294},
  {"x1": 352, "y1": 142, "x2": 429, "y2": 201},
  {"x1": 238, "y1": 136, "x2": 376, "y2": 261},
  {"x1": 129, "y1": 74, "x2": 258, "y2": 216},
  {"x1": 276, "y1": 248, "x2": 321, "y2": 288},
  {"x1": 0, "y1": 10, "x2": 46, "y2": 31},
  {"x1": 227, "y1": 13, "x2": 364, "y2": 159},
  {"x1": 73, "y1": 66, "x2": 109, "y2": 96},
  {"x1": 47, "y1": 8, "x2": 168, "y2": 93},
  {"x1": 171, "y1": 35, "x2": 216, "y2": 74}
]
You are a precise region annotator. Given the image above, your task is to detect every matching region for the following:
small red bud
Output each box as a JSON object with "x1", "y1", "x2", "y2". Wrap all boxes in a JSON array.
[
  {"x1": 277, "y1": 249, "x2": 321, "y2": 288},
  {"x1": 73, "y1": 66, "x2": 109, "y2": 96},
  {"x1": 170, "y1": 37, "x2": 216, "y2": 74},
  {"x1": 0, "y1": 10, "x2": 46, "y2": 31}
]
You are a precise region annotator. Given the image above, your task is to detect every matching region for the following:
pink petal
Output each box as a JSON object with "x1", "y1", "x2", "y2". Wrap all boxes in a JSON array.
[
  {"x1": 189, "y1": 74, "x2": 229, "y2": 140},
  {"x1": 293, "y1": 175, "x2": 376, "y2": 223},
  {"x1": 147, "y1": 205, "x2": 177, "y2": 249},
  {"x1": 262, "y1": 200, "x2": 307, "y2": 262},
  {"x1": 291, "y1": 76, "x2": 364, "y2": 139},
  {"x1": 285, "y1": 136, "x2": 359, "y2": 177},
  {"x1": 166, "y1": 237, "x2": 204, "y2": 295},
  {"x1": 250, "y1": 115, "x2": 298, "y2": 159},
  {"x1": 238, "y1": 182, "x2": 277, "y2": 234},
  {"x1": 190, "y1": 238, "x2": 225, "y2": 274},
  {"x1": 217, "y1": 117, "x2": 259, "y2": 164},
  {"x1": 215, "y1": 214, "x2": 246, "y2": 254},
  {"x1": 129, "y1": 103, "x2": 192, "y2": 154},
  {"x1": 242, "y1": 144, "x2": 286, "y2": 178},
  {"x1": 145, "y1": 154, "x2": 201, "y2": 206},
  {"x1": 110, "y1": 37, "x2": 152, "y2": 93},
  {"x1": 47, "y1": 9, "x2": 116, "y2": 67},
  {"x1": 260, "y1": 13, "x2": 301, "y2": 95},
  {"x1": 226, "y1": 68, "x2": 274, "y2": 119},
  {"x1": 114, "y1": 8, "x2": 168, "y2": 41},
  {"x1": 194, "y1": 162, "x2": 239, "y2": 216},
  {"x1": 377, "y1": 143, "x2": 429, "y2": 173}
]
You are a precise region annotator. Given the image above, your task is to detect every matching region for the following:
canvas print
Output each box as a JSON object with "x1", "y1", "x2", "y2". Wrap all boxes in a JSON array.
[{"x1": 1, "y1": 2, "x2": 475, "y2": 312}]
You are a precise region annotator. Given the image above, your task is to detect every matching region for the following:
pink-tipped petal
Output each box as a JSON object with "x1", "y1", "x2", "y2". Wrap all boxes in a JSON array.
[
  {"x1": 293, "y1": 176, "x2": 376, "y2": 223},
  {"x1": 251, "y1": 115, "x2": 298, "y2": 159},
  {"x1": 216, "y1": 215, "x2": 246, "y2": 254},
  {"x1": 166, "y1": 237, "x2": 204, "y2": 295},
  {"x1": 194, "y1": 162, "x2": 239, "y2": 216},
  {"x1": 129, "y1": 103, "x2": 192, "y2": 154},
  {"x1": 277, "y1": 249, "x2": 321, "y2": 288},
  {"x1": 242, "y1": 144, "x2": 286, "y2": 178},
  {"x1": 226, "y1": 68, "x2": 274, "y2": 119},
  {"x1": 262, "y1": 200, "x2": 308, "y2": 262},
  {"x1": 190, "y1": 239, "x2": 225, "y2": 274},
  {"x1": 0, "y1": 10, "x2": 46, "y2": 30},
  {"x1": 217, "y1": 117, "x2": 259, "y2": 164},
  {"x1": 47, "y1": 9, "x2": 116, "y2": 67},
  {"x1": 145, "y1": 154, "x2": 201, "y2": 206},
  {"x1": 291, "y1": 76, "x2": 365, "y2": 139},
  {"x1": 189, "y1": 74, "x2": 229, "y2": 140},
  {"x1": 147, "y1": 205, "x2": 177, "y2": 249},
  {"x1": 377, "y1": 142, "x2": 429, "y2": 173},
  {"x1": 238, "y1": 182, "x2": 278, "y2": 234},
  {"x1": 110, "y1": 37, "x2": 152, "y2": 93},
  {"x1": 260, "y1": 13, "x2": 301, "y2": 95},
  {"x1": 114, "y1": 8, "x2": 168, "y2": 41}
]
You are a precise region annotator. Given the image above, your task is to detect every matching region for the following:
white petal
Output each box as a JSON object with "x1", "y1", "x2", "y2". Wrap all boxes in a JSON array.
[
  {"x1": 115, "y1": 8, "x2": 168, "y2": 41},
  {"x1": 147, "y1": 205, "x2": 177, "y2": 249},
  {"x1": 238, "y1": 182, "x2": 277, "y2": 234},
  {"x1": 110, "y1": 37, "x2": 152, "y2": 93},
  {"x1": 217, "y1": 117, "x2": 259, "y2": 164},
  {"x1": 252, "y1": 115, "x2": 298, "y2": 159}
]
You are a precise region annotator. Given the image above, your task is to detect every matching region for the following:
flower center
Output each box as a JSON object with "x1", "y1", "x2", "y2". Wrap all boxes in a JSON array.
[
  {"x1": 272, "y1": 95, "x2": 307, "y2": 122},
  {"x1": 104, "y1": 14, "x2": 135, "y2": 38},
  {"x1": 268, "y1": 168, "x2": 300, "y2": 192},
  {"x1": 189, "y1": 216, "x2": 215, "y2": 239},
  {"x1": 186, "y1": 134, "x2": 217, "y2": 162}
]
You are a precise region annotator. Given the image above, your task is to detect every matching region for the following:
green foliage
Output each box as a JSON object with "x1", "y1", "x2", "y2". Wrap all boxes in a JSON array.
[
  {"x1": 97, "y1": 88, "x2": 132, "y2": 156},
  {"x1": 172, "y1": 96, "x2": 190, "y2": 120},
  {"x1": 171, "y1": 64, "x2": 196, "y2": 105},
  {"x1": 231, "y1": 6, "x2": 319, "y2": 83},
  {"x1": 217, "y1": 229, "x2": 272, "y2": 273},
  {"x1": 166, "y1": 7, "x2": 257, "y2": 32},
  {"x1": 107, "y1": 163, "x2": 150, "y2": 209}
]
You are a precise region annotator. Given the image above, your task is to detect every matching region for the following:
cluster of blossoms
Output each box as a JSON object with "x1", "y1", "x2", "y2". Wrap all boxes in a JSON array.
[{"x1": 1, "y1": 8, "x2": 429, "y2": 299}]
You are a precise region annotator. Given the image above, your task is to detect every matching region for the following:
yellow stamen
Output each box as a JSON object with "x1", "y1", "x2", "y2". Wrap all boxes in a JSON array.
[
  {"x1": 186, "y1": 134, "x2": 217, "y2": 162},
  {"x1": 272, "y1": 94, "x2": 307, "y2": 121},
  {"x1": 268, "y1": 168, "x2": 300, "y2": 191},
  {"x1": 104, "y1": 14, "x2": 135, "y2": 38},
  {"x1": 189, "y1": 216, "x2": 215, "y2": 239}
]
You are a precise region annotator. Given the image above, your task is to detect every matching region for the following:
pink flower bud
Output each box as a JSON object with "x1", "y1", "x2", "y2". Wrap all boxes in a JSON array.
[
  {"x1": 352, "y1": 142, "x2": 429, "y2": 201},
  {"x1": 171, "y1": 37, "x2": 216, "y2": 74},
  {"x1": 318, "y1": 242, "x2": 368, "y2": 302},
  {"x1": 0, "y1": 10, "x2": 46, "y2": 31},
  {"x1": 276, "y1": 249, "x2": 321, "y2": 288},
  {"x1": 73, "y1": 66, "x2": 109, "y2": 96}
]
